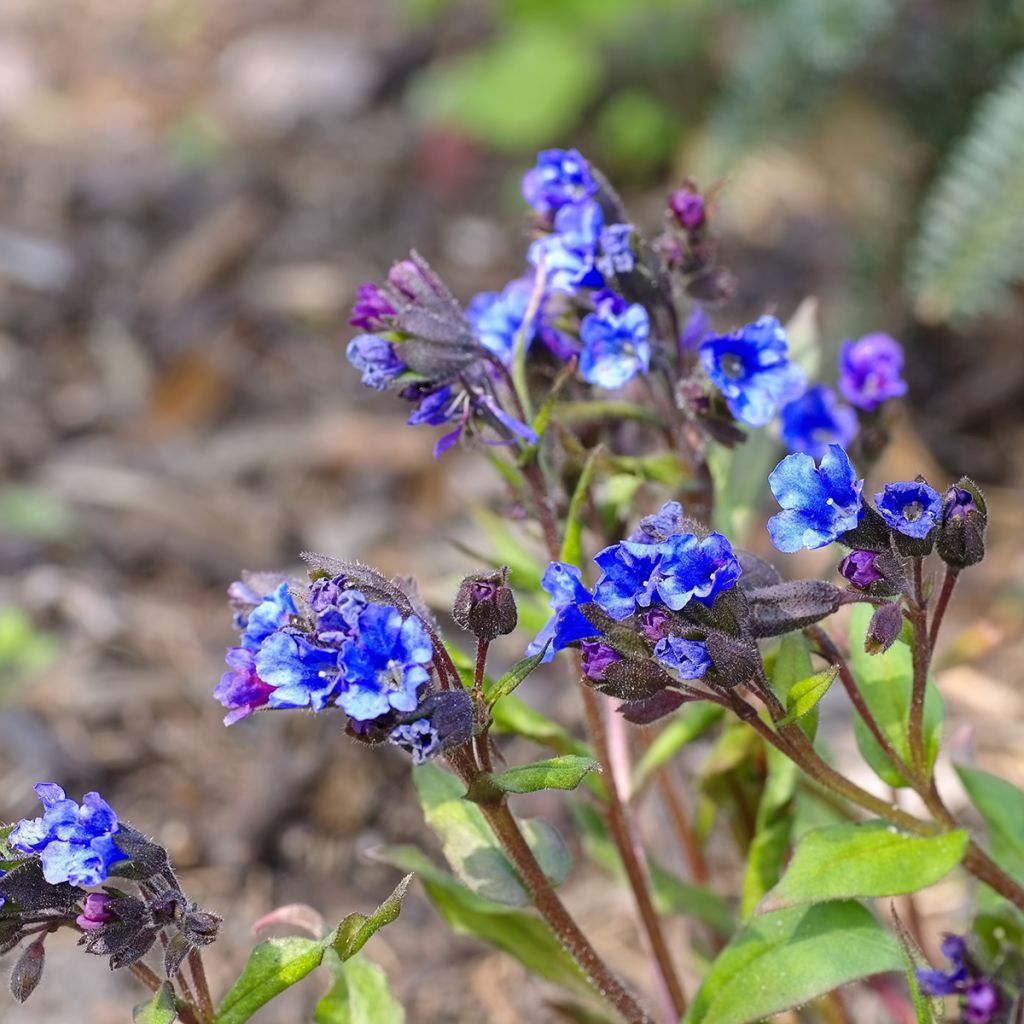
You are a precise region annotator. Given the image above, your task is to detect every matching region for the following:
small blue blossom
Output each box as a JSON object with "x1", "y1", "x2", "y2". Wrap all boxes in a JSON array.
[
  {"x1": 466, "y1": 279, "x2": 533, "y2": 365},
  {"x1": 255, "y1": 630, "x2": 341, "y2": 711},
  {"x1": 629, "y1": 501, "x2": 685, "y2": 544},
  {"x1": 916, "y1": 935, "x2": 999, "y2": 1024},
  {"x1": 389, "y1": 719, "x2": 441, "y2": 765},
  {"x1": 337, "y1": 604, "x2": 433, "y2": 720},
  {"x1": 593, "y1": 541, "x2": 665, "y2": 620},
  {"x1": 10, "y1": 784, "x2": 123, "y2": 887},
  {"x1": 875, "y1": 481, "x2": 942, "y2": 539},
  {"x1": 838, "y1": 332, "x2": 907, "y2": 411},
  {"x1": 346, "y1": 334, "x2": 406, "y2": 390},
  {"x1": 527, "y1": 562, "x2": 601, "y2": 663},
  {"x1": 215, "y1": 646, "x2": 275, "y2": 725},
  {"x1": 780, "y1": 384, "x2": 858, "y2": 459},
  {"x1": 598, "y1": 224, "x2": 636, "y2": 276},
  {"x1": 654, "y1": 637, "x2": 711, "y2": 679},
  {"x1": 529, "y1": 200, "x2": 605, "y2": 294},
  {"x1": 522, "y1": 149, "x2": 597, "y2": 215},
  {"x1": 767, "y1": 445, "x2": 864, "y2": 552},
  {"x1": 699, "y1": 315, "x2": 806, "y2": 427},
  {"x1": 240, "y1": 582, "x2": 297, "y2": 651},
  {"x1": 579, "y1": 291, "x2": 650, "y2": 389}
]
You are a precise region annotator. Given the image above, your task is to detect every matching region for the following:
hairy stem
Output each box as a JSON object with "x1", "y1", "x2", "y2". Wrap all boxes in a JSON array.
[
  {"x1": 907, "y1": 561, "x2": 930, "y2": 775},
  {"x1": 188, "y1": 948, "x2": 216, "y2": 1023},
  {"x1": 928, "y1": 566, "x2": 959, "y2": 650}
]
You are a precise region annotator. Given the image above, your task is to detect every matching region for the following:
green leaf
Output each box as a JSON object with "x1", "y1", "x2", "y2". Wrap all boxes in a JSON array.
[
  {"x1": 848, "y1": 603, "x2": 944, "y2": 787},
  {"x1": 632, "y1": 704, "x2": 724, "y2": 792},
  {"x1": 486, "y1": 650, "x2": 548, "y2": 707},
  {"x1": 682, "y1": 901, "x2": 903, "y2": 1024},
  {"x1": 333, "y1": 874, "x2": 412, "y2": 961},
  {"x1": 409, "y1": 24, "x2": 601, "y2": 152},
  {"x1": 778, "y1": 666, "x2": 838, "y2": 727},
  {"x1": 560, "y1": 447, "x2": 601, "y2": 568},
  {"x1": 314, "y1": 952, "x2": 404, "y2": 1024},
  {"x1": 489, "y1": 693, "x2": 592, "y2": 757},
  {"x1": 134, "y1": 982, "x2": 177, "y2": 1024},
  {"x1": 216, "y1": 936, "x2": 328, "y2": 1024},
  {"x1": 771, "y1": 631, "x2": 818, "y2": 739},
  {"x1": 955, "y1": 765, "x2": 1024, "y2": 888},
  {"x1": 760, "y1": 821, "x2": 969, "y2": 913},
  {"x1": 469, "y1": 755, "x2": 600, "y2": 801},
  {"x1": 413, "y1": 762, "x2": 568, "y2": 905},
  {"x1": 371, "y1": 844, "x2": 592, "y2": 997}
]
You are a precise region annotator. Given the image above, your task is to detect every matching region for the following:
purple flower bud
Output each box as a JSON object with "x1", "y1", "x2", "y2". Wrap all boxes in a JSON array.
[
  {"x1": 937, "y1": 478, "x2": 987, "y2": 569},
  {"x1": 580, "y1": 640, "x2": 623, "y2": 682},
  {"x1": 452, "y1": 568, "x2": 518, "y2": 641},
  {"x1": 669, "y1": 186, "x2": 706, "y2": 230},
  {"x1": 641, "y1": 608, "x2": 671, "y2": 641},
  {"x1": 349, "y1": 282, "x2": 396, "y2": 332},
  {"x1": 838, "y1": 332, "x2": 907, "y2": 411},
  {"x1": 76, "y1": 893, "x2": 117, "y2": 931},
  {"x1": 864, "y1": 601, "x2": 903, "y2": 656},
  {"x1": 839, "y1": 550, "x2": 885, "y2": 589},
  {"x1": 964, "y1": 979, "x2": 999, "y2": 1024}
]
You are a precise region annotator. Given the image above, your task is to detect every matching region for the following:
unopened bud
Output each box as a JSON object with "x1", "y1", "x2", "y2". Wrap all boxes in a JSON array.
[
  {"x1": 747, "y1": 581, "x2": 850, "y2": 638},
  {"x1": 592, "y1": 658, "x2": 674, "y2": 701},
  {"x1": 865, "y1": 601, "x2": 903, "y2": 656},
  {"x1": 838, "y1": 549, "x2": 904, "y2": 596},
  {"x1": 703, "y1": 631, "x2": 761, "y2": 687},
  {"x1": 76, "y1": 893, "x2": 117, "y2": 931},
  {"x1": 937, "y1": 478, "x2": 987, "y2": 569},
  {"x1": 452, "y1": 568, "x2": 518, "y2": 641},
  {"x1": 669, "y1": 183, "x2": 706, "y2": 230},
  {"x1": 580, "y1": 640, "x2": 623, "y2": 682},
  {"x1": 10, "y1": 939, "x2": 44, "y2": 1003}
]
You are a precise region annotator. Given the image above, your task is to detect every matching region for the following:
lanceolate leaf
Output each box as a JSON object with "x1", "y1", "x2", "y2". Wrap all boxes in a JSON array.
[
  {"x1": 759, "y1": 821, "x2": 969, "y2": 913},
  {"x1": 778, "y1": 666, "x2": 838, "y2": 727},
  {"x1": 560, "y1": 446, "x2": 602, "y2": 568},
  {"x1": 371, "y1": 844, "x2": 592, "y2": 998},
  {"x1": 486, "y1": 649, "x2": 548, "y2": 707},
  {"x1": 333, "y1": 875, "x2": 413, "y2": 961},
  {"x1": 314, "y1": 952, "x2": 405, "y2": 1024},
  {"x1": 682, "y1": 901, "x2": 902, "y2": 1024},
  {"x1": 133, "y1": 982, "x2": 177, "y2": 1024},
  {"x1": 468, "y1": 755, "x2": 601, "y2": 801},
  {"x1": 848, "y1": 603, "x2": 944, "y2": 787},
  {"x1": 955, "y1": 765, "x2": 1024, "y2": 888},
  {"x1": 771, "y1": 631, "x2": 818, "y2": 740}
]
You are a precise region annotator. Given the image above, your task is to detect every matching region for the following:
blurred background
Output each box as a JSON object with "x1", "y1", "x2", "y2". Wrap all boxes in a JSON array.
[{"x1": 1, "y1": 0, "x2": 1023, "y2": 1019}]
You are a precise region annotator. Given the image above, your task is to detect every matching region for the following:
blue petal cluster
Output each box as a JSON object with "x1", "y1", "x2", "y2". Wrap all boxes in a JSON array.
[
  {"x1": 654, "y1": 637, "x2": 711, "y2": 679},
  {"x1": 916, "y1": 935, "x2": 999, "y2": 1024},
  {"x1": 10, "y1": 784, "x2": 122, "y2": 887},
  {"x1": 699, "y1": 315, "x2": 806, "y2": 427},
  {"x1": 875, "y1": 481, "x2": 941, "y2": 539},
  {"x1": 593, "y1": 531, "x2": 741, "y2": 621},
  {"x1": 598, "y1": 223, "x2": 636, "y2": 276},
  {"x1": 767, "y1": 445, "x2": 864, "y2": 552},
  {"x1": 780, "y1": 384, "x2": 858, "y2": 459},
  {"x1": 388, "y1": 719, "x2": 441, "y2": 765},
  {"x1": 526, "y1": 562, "x2": 601, "y2": 663},
  {"x1": 529, "y1": 200, "x2": 605, "y2": 294},
  {"x1": 579, "y1": 291, "x2": 650, "y2": 389},
  {"x1": 466, "y1": 279, "x2": 533, "y2": 365},
  {"x1": 522, "y1": 149, "x2": 597, "y2": 215},
  {"x1": 347, "y1": 334, "x2": 406, "y2": 390}
]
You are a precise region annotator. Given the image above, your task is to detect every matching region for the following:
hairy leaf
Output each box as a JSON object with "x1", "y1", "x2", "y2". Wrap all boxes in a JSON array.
[
  {"x1": 134, "y1": 983, "x2": 177, "y2": 1024},
  {"x1": 314, "y1": 952, "x2": 404, "y2": 1024},
  {"x1": 468, "y1": 756, "x2": 600, "y2": 802}
]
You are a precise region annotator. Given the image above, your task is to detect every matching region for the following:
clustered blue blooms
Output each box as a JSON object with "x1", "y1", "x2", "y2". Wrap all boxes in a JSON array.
[
  {"x1": 578, "y1": 290, "x2": 650, "y2": 388},
  {"x1": 779, "y1": 384, "x2": 858, "y2": 460},
  {"x1": 875, "y1": 480, "x2": 942, "y2": 539},
  {"x1": 215, "y1": 573, "x2": 458, "y2": 763},
  {"x1": 528, "y1": 502, "x2": 740, "y2": 691},
  {"x1": 9, "y1": 784, "x2": 122, "y2": 887},
  {"x1": 916, "y1": 935, "x2": 999, "y2": 1024}
]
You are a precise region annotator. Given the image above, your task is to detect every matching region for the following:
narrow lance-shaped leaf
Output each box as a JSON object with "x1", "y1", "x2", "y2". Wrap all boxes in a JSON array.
[
  {"x1": 778, "y1": 666, "x2": 838, "y2": 727},
  {"x1": 560, "y1": 446, "x2": 602, "y2": 568},
  {"x1": 333, "y1": 874, "x2": 412, "y2": 961},
  {"x1": 486, "y1": 649, "x2": 548, "y2": 707},
  {"x1": 314, "y1": 952, "x2": 405, "y2": 1024},
  {"x1": 467, "y1": 755, "x2": 600, "y2": 803},
  {"x1": 759, "y1": 821, "x2": 969, "y2": 913},
  {"x1": 682, "y1": 901, "x2": 903, "y2": 1024}
]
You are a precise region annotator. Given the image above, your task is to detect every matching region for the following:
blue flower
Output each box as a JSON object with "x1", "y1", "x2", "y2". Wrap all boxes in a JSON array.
[
  {"x1": 527, "y1": 562, "x2": 601, "y2": 662},
  {"x1": 346, "y1": 334, "x2": 406, "y2": 390},
  {"x1": 656, "y1": 532, "x2": 742, "y2": 608},
  {"x1": 598, "y1": 223, "x2": 636, "y2": 276},
  {"x1": 389, "y1": 719, "x2": 441, "y2": 765},
  {"x1": 466, "y1": 278, "x2": 533, "y2": 365},
  {"x1": 10, "y1": 784, "x2": 123, "y2": 887},
  {"x1": 838, "y1": 332, "x2": 907, "y2": 411},
  {"x1": 349, "y1": 283, "x2": 396, "y2": 332},
  {"x1": 255, "y1": 630, "x2": 341, "y2": 711},
  {"x1": 875, "y1": 481, "x2": 942, "y2": 539},
  {"x1": 916, "y1": 935, "x2": 999, "y2": 1024},
  {"x1": 529, "y1": 200, "x2": 605, "y2": 294},
  {"x1": 522, "y1": 149, "x2": 597, "y2": 214},
  {"x1": 215, "y1": 646, "x2": 275, "y2": 725},
  {"x1": 579, "y1": 291, "x2": 650, "y2": 388},
  {"x1": 594, "y1": 531, "x2": 741, "y2": 620},
  {"x1": 780, "y1": 384, "x2": 858, "y2": 459},
  {"x1": 337, "y1": 604, "x2": 433, "y2": 720},
  {"x1": 699, "y1": 315, "x2": 806, "y2": 427},
  {"x1": 654, "y1": 637, "x2": 711, "y2": 679},
  {"x1": 767, "y1": 445, "x2": 864, "y2": 552},
  {"x1": 240, "y1": 581, "x2": 297, "y2": 651},
  {"x1": 629, "y1": 501, "x2": 685, "y2": 544}
]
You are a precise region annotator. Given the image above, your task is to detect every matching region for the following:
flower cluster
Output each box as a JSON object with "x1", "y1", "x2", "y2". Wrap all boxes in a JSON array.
[
  {"x1": 916, "y1": 935, "x2": 999, "y2": 1024},
  {"x1": 215, "y1": 569, "x2": 473, "y2": 764}
]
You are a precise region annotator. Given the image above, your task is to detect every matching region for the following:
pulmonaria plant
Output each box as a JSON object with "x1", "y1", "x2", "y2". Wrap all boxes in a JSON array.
[{"x1": 10, "y1": 148, "x2": 1023, "y2": 1024}]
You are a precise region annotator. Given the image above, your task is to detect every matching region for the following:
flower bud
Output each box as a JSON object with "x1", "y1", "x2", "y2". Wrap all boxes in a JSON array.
[
  {"x1": 591, "y1": 658, "x2": 674, "y2": 701},
  {"x1": 703, "y1": 631, "x2": 761, "y2": 687},
  {"x1": 616, "y1": 689, "x2": 691, "y2": 725},
  {"x1": 838, "y1": 549, "x2": 904, "y2": 596},
  {"x1": 10, "y1": 939, "x2": 44, "y2": 1003},
  {"x1": 580, "y1": 640, "x2": 623, "y2": 682},
  {"x1": 452, "y1": 567, "x2": 518, "y2": 641},
  {"x1": 864, "y1": 601, "x2": 903, "y2": 656},
  {"x1": 76, "y1": 893, "x2": 117, "y2": 931},
  {"x1": 747, "y1": 581, "x2": 851, "y2": 638},
  {"x1": 936, "y1": 478, "x2": 987, "y2": 569},
  {"x1": 669, "y1": 186, "x2": 706, "y2": 230}
]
